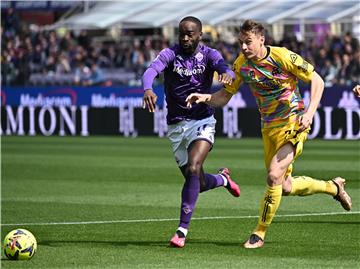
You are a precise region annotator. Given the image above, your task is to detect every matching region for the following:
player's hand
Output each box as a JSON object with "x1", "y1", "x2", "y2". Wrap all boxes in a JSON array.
[
  {"x1": 352, "y1": 85, "x2": 360, "y2": 97},
  {"x1": 298, "y1": 112, "x2": 313, "y2": 132},
  {"x1": 185, "y1": 93, "x2": 211, "y2": 108},
  {"x1": 218, "y1": 73, "x2": 233, "y2": 85},
  {"x1": 142, "y1": 89, "x2": 157, "y2": 113}
]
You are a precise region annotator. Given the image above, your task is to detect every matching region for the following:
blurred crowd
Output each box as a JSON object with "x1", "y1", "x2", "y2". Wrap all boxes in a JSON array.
[
  {"x1": 2, "y1": 8, "x2": 359, "y2": 87},
  {"x1": 276, "y1": 32, "x2": 360, "y2": 87}
]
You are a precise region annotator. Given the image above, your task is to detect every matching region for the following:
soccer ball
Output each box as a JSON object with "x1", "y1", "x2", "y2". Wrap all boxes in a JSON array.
[{"x1": 3, "y1": 228, "x2": 37, "y2": 260}]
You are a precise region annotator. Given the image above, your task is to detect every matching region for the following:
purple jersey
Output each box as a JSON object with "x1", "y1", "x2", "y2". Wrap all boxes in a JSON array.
[{"x1": 147, "y1": 44, "x2": 233, "y2": 124}]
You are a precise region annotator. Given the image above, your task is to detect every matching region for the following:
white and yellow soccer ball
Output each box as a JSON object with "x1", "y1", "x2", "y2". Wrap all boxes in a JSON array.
[{"x1": 3, "y1": 228, "x2": 37, "y2": 260}]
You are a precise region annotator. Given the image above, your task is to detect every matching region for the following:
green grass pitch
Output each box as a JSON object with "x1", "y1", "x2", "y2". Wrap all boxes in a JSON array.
[{"x1": 1, "y1": 136, "x2": 359, "y2": 268}]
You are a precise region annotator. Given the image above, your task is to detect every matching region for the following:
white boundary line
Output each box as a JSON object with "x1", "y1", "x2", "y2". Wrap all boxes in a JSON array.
[{"x1": 1, "y1": 211, "x2": 359, "y2": 226}]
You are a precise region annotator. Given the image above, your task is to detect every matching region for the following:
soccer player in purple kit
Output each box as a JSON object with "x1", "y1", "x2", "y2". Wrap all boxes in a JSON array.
[{"x1": 142, "y1": 16, "x2": 240, "y2": 248}]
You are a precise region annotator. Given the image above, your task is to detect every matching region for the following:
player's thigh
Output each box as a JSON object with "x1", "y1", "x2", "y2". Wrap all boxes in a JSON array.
[
  {"x1": 186, "y1": 116, "x2": 216, "y2": 167},
  {"x1": 262, "y1": 128, "x2": 276, "y2": 170},
  {"x1": 167, "y1": 122, "x2": 187, "y2": 167},
  {"x1": 265, "y1": 121, "x2": 309, "y2": 177},
  {"x1": 268, "y1": 142, "x2": 295, "y2": 177},
  {"x1": 187, "y1": 139, "x2": 212, "y2": 166},
  {"x1": 186, "y1": 116, "x2": 216, "y2": 148}
]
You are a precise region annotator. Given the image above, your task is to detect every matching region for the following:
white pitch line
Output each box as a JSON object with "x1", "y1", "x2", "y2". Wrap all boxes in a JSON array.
[{"x1": 1, "y1": 211, "x2": 359, "y2": 227}]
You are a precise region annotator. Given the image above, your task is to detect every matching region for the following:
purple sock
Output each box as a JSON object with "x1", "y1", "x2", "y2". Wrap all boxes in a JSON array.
[
  {"x1": 179, "y1": 174, "x2": 200, "y2": 229},
  {"x1": 201, "y1": 173, "x2": 224, "y2": 192}
]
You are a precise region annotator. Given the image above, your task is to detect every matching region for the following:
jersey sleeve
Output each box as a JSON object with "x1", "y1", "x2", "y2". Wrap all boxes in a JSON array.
[
  {"x1": 275, "y1": 47, "x2": 314, "y2": 83},
  {"x1": 208, "y1": 48, "x2": 231, "y2": 74},
  {"x1": 149, "y1": 48, "x2": 175, "y2": 74},
  {"x1": 224, "y1": 56, "x2": 244, "y2": 95}
]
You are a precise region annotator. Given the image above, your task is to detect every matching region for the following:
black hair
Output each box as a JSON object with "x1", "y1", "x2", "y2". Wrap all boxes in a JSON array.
[{"x1": 179, "y1": 16, "x2": 202, "y2": 31}]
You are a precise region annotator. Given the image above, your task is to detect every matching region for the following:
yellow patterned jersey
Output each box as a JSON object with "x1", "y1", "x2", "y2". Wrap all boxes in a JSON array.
[{"x1": 225, "y1": 46, "x2": 314, "y2": 128}]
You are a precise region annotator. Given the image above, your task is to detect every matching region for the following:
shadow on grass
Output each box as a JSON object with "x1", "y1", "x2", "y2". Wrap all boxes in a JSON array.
[
  {"x1": 39, "y1": 240, "x2": 255, "y2": 248},
  {"x1": 40, "y1": 240, "x2": 165, "y2": 247}
]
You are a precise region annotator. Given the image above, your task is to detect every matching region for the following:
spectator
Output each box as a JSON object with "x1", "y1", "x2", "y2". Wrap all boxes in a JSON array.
[
  {"x1": 14, "y1": 48, "x2": 30, "y2": 85},
  {"x1": 74, "y1": 62, "x2": 104, "y2": 86},
  {"x1": 3, "y1": 8, "x2": 20, "y2": 38},
  {"x1": 337, "y1": 54, "x2": 357, "y2": 86},
  {"x1": 29, "y1": 44, "x2": 46, "y2": 72},
  {"x1": 44, "y1": 54, "x2": 57, "y2": 75},
  {"x1": 56, "y1": 52, "x2": 71, "y2": 74},
  {"x1": 77, "y1": 30, "x2": 90, "y2": 50},
  {"x1": 1, "y1": 51, "x2": 18, "y2": 85},
  {"x1": 1, "y1": 7, "x2": 359, "y2": 87},
  {"x1": 322, "y1": 59, "x2": 339, "y2": 87}
]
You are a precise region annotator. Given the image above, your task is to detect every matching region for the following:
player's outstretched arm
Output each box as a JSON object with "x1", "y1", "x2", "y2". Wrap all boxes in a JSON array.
[
  {"x1": 353, "y1": 85, "x2": 360, "y2": 97},
  {"x1": 186, "y1": 88, "x2": 233, "y2": 108},
  {"x1": 143, "y1": 89, "x2": 158, "y2": 113},
  {"x1": 218, "y1": 73, "x2": 233, "y2": 85}
]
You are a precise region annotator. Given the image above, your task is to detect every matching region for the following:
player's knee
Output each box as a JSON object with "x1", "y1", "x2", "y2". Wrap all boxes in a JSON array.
[
  {"x1": 186, "y1": 162, "x2": 202, "y2": 176},
  {"x1": 267, "y1": 171, "x2": 282, "y2": 185}
]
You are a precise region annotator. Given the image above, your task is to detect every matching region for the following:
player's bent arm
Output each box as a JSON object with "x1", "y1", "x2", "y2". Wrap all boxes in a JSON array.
[
  {"x1": 209, "y1": 88, "x2": 233, "y2": 107},
  {"x1": 307, "y1": 71, "x2": 324, "y2": 117},
  {"x1": 353, "y1": 85, "x2": 360, "y2": 97},
  {"x1": 142, "y1": 68, "x2": 159, "y2": 112},
  {"x1": 186, "y1": 88, "x2": 233, "y2": 108},
  {"x1": 142, "y1": 68, "x2": 158, "y2": 90}
]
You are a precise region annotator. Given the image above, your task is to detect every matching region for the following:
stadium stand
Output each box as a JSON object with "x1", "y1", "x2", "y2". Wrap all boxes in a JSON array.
[{"x1": 1, "y1": 1, "x2": 359, "y2": 87}]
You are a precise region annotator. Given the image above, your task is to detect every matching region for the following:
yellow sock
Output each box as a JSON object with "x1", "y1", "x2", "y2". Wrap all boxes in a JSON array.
[
  {"x1": 254, "y1": 184, "x2": 282, "y2": 240},
  {"x1": 289, "y1": 176, "x2": 337, "y2": 196},
  {"x1": 253, "y1": 223, "x2": 267, "y2": 240}
]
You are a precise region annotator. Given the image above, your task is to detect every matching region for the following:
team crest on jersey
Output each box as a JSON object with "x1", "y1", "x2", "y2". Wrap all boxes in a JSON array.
[
  {"x1": 195, "y1": 52, "x2": 203, "y2": 62},
  {"x1": 290, "y1": 53, "x2": 298, "y2": 63}
]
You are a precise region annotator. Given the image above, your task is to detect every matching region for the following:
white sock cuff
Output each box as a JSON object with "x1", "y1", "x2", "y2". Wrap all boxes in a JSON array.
[
  {"x1": 177, "y1": 227, "x2": 188, "y2": 237},
  {"x1": 220, "y1": 174, "x2": 228, "y2": 186}
]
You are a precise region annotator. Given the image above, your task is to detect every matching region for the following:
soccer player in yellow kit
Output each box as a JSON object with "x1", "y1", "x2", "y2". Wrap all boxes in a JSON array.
[{"x1": 186, "y1": 19, "x2": 352, "y2": 249}]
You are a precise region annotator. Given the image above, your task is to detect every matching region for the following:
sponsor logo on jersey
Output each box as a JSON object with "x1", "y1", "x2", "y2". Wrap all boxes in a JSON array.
[
  {"x1": 298, "y1": 60, "x2": 309, "y2": 72},
  {"x1": 173, "y1": 65, "x2": 206, "y2": 76}
]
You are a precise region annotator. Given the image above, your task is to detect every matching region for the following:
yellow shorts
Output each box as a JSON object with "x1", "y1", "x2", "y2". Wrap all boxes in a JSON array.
[{"x1": 261, "y1": 120, "x2": 310, "y2": 177}]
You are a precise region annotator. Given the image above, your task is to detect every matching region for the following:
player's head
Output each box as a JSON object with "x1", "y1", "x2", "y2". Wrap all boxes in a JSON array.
[
  {"x1": 178, "y1": 16, "x2": 202, "y2": 55},
  {"x1": 239, "y1": 19, "x2": 266, "y2": 59}
]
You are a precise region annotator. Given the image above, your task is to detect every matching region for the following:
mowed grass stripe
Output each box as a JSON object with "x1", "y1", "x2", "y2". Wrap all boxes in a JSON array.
[
  {"x1": 2, "y1": 211, "x2": 359, "y2": 226},
  {"x1": 1, "y1": 137, "x2": 359, "y2": 269}
]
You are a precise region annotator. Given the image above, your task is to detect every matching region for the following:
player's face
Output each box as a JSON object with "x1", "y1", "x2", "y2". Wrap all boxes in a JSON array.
[
  {"x1": 178, "y1": 21, "x2": 202, "y2": 54},
  {"x1": 238, "y1": 32, "x2": 265, "y2": 60}
]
